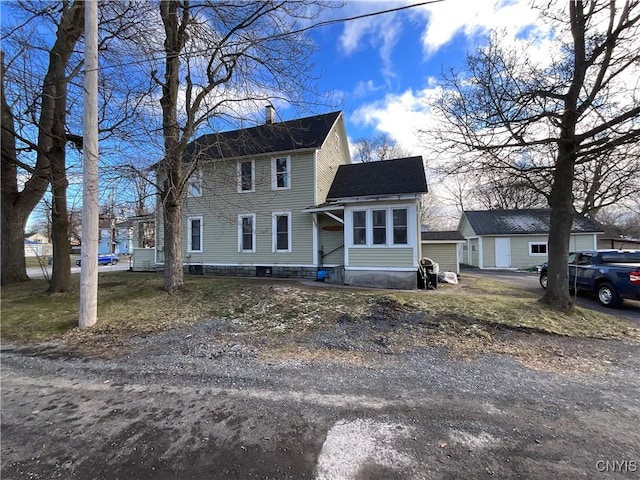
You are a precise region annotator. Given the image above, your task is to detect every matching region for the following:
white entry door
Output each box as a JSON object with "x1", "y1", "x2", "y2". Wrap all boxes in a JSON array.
[{"x1": 495, "y1": 238, "x2": 511, "y2": 268}]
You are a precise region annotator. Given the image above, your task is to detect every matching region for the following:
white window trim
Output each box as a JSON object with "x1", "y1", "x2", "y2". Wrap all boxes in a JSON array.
[
  {"x1": 187, "y1": 168, "x2": 203, "y2": 198},
  {"x1": 272, "y1": 211, "x2": 292, "y2": 253},
  {"x1": 187, "y1": 216, "x2": 203, "y2": 253},
  {"x1": 391, "y1": 208, "x2": 409, "y2": 246},
  {"x1": 237, "y1": 160, "x2": 255, "y2": 193},
  {"x1": 271, "y1": 156, "x2": 291, "y2": 190},
  {"x1": 529, "y1": 241, "x2": 548, "y2": 256},
  {"x1": 347, "y1": 207, "x2": 412, "y2": 248},
  {"x1": 238, "y1": 213, "x2": 256, "y2": 253}
]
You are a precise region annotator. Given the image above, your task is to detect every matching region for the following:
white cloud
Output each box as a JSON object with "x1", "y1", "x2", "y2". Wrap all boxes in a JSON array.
[
  {"x1": 351, "y1": 85, "x2": 441, "y2": 157},
  {"x1": 419, "y1": 0, "x2": 543, "y2": 55}
]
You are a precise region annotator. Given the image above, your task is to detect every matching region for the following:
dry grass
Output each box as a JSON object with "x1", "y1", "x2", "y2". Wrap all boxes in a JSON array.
[{"x1": 2, "y1": 272, "x2": 638, "y2": 370}]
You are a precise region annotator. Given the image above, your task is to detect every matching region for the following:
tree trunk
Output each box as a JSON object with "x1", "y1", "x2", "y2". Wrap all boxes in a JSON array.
[
  {"x1": 540, "y1": 144, "x2": 576, "y2": 310},
  {"x1": 48, "y1": 145, "x2": 71, "y2": 293},
  {"x1": 162, "y1": 195, "x2": 183, "y2": 293},
  {"x1": 159, "y1": 0, "x2": 187, "y2": 294},
  {"x1": 0, "y1": 2, "x2": 84, "y2": 286},
  {"x1": 1, "y1": 54, "x2": 30, "y2": 284}
]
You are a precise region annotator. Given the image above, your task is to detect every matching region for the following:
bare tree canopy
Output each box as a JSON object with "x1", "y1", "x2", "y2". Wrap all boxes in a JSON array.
[
  {"x1": 427, "y1": 0, "x2": 640, "y2": 310},
  {"x1": 152, "y1": 0, "x2": 336, "y2": 293},
  {"x1": 352, "y1": 132, "x2": 410, "y2": 163},
  {"x1": 1, "y1": 1, "x2": 158, "y2": 290},
  {"x1": 1, "y1": 1, "x2": 84, "y2": 289}
]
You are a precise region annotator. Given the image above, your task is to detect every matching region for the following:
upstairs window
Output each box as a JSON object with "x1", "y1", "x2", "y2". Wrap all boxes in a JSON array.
[
  {"x1": 392, "y1": 208, "x2": 408, "y2": 245},
  {"x1": 272, "y1": 156, "x2": 290, "y2": 190},
  {"x1": 237, "y1": 160, "x2": 255, "y2": 193},
  {"x1": 187, "y1": 168, "x2": 202, "y2": 197}
]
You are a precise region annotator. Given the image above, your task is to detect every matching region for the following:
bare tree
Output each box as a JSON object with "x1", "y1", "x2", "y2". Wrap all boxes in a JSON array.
[
  {"x1": 427, "y1": 0, "x2": 640, "y2": 310},
  {"x1": 1, "y1": 1, "x2": 84, "y2": 288},
  {"x1": 152, "y1": 0, "x2": 333, "y2": 293},
  {"x1": 1, "y1": 1, "x2": 156, "y2": 291},
  {"x1": 352, "y1": 133, "x2": 409, "y2": 163}
]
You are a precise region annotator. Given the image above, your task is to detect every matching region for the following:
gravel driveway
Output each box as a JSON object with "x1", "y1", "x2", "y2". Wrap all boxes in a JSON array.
[
  {"x1": 2, "y1": 312, "x2": 639, "y2": 480},
  {"x1": 463, "y1": 269, "x2": 640, "y2": 323}
]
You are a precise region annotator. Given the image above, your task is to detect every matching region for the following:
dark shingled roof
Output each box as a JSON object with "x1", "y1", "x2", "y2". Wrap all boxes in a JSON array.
[
  {"x1": 327, "y1": 156, "x2": 428, "y2": 200},
  {"x1": 421, "y1": 231, "x2": 466, "y2": 241},
  {"x1": 463, "y1": 209, "x2": 603, "y2": 235},
  {"x1": 185, "y1": 111, "x2": 341, "y2": 160}
]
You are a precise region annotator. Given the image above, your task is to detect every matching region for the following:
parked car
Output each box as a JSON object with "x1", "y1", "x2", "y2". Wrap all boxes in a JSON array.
[
  {"x1": 76, "y1": 254, "x2": 120, "y2": 267},
  {"x1": 538, "y1": 250, "x2": 640, "y2": 308}
]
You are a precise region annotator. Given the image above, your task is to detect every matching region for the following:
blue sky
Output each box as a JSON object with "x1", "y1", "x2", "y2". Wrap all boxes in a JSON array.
[{"x1": 303, "y1": 0, "x2": 545, "y2": 154}]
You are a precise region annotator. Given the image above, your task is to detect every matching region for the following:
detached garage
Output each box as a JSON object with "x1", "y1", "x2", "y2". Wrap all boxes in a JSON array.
[
  {"x1": 458, "y1": 209, "x2": 603, "y2": 270},
  {"x1": 421, "y1": 231, "x2": 466, "y2": 274}
]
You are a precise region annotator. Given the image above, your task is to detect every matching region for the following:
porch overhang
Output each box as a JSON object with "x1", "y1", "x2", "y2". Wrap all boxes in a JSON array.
[{"x1": 302, "y1": 203, "x2": 345, "y2": 214}]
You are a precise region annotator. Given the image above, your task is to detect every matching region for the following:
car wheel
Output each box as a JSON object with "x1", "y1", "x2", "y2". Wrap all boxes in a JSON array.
[
  {"x1": 111, "y1": 259, "x2": 119, "y2": 265},
  {"x1": 539, "y1": 274, "x2": 548, "y2": 289},
  {"x1": 597, "y1": 282, "x2": 622, "y2": 308}
]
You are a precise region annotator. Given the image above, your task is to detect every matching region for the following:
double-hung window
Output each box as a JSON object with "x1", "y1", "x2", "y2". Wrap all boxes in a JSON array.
[
  {"x1": 392, "y1": 209, "x2": 408, "y2": 245},
  {"x1": 273, "y1": 212, "x2": 291, "y2": 252},
  {"x1": 237, "y1": 160, "x2": 255, "y2": 193},
  {"x1": 272, "y1": 156, "x2": 290, "y2": 190},
  {"x1": 352, "y1": 211, "x2": 367, "y2": 245},
  {"x1": 187, "y1": 168, "x2": 202, "y2": 197},
  {"x1": 238, "y1": 214, "x2": 256, "y2": 253},
  {"x1": 372, "y1": 210, "x2": 387, "y2": 245},
  {"x1": 187, "y1": 216, "x2": 203, "y2": 252}
]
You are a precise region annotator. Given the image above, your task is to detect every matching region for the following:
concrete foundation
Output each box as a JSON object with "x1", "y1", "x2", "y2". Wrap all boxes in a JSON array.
[
  {"x1": 183, "y1": 264, "x2": 318, "y2": 280},
  {"x1": 344, "y1": 270, "x2": 417, "y2": 290}
]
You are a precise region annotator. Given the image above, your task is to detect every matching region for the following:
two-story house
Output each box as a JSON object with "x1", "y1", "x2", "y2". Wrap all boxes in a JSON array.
[{"x1": 142, "y1": 110, "x2": 428, "y2": 289}]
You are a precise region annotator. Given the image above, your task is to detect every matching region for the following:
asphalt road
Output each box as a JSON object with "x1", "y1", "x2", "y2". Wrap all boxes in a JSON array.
[
  {"x1": 26, "y1": 259, "x2": 131, "y2": 279},
  {"x1": 2, "y1": 329, "x2": 639, "y2": 480}
]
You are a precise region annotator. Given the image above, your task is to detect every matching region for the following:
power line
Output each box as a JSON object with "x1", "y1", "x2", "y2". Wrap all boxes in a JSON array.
[{"x1": 96, "y1": 0, "x2": 446, "y2": 73}]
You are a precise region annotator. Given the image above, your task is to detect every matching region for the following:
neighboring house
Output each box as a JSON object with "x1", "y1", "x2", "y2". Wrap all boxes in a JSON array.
[
  {"x1": 597, "y1": 225, "x2": 640, "y2": 249},
  {"x1": 421, "y1": 231, "x2": 466, "y2": 274},
  {"x1": 459, "y1": 209, "x2": 603, "y2": 270},
  {"x1": 24, "y1": 233, "x2": 52, "y2": 258},
  {"x1": 99, "y1": 217, "x2": 132, "y2": 255},
  {"x1": 149, "y1": 110, "x2": 430, "y2": 289}
]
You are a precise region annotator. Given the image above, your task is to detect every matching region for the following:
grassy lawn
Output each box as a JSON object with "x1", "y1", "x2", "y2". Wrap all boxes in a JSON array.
[
  {"x1": 24, "y1": 255, "x2": 79, "y2": 269},
  {"x1": 2, "y1": 272, "x2": 638, "y2": 351}
]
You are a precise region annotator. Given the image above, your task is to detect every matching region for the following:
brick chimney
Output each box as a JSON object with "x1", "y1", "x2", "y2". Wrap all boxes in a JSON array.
[{"x1": 265, "y1": 104, "x2": 275, "y2": 124}]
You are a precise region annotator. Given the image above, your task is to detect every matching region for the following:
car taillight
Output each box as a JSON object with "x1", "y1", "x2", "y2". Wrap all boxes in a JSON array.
[{"x1": 630, "y1": 271, "x2": 640, "y2": 286}]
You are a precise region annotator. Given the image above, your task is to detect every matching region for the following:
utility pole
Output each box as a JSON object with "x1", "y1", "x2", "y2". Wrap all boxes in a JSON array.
[{"x1": 79, "y1": 0, "x2": 99, "y2": 328}]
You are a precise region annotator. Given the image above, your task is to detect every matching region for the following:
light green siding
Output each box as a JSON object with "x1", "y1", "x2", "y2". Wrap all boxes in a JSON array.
[
  {"x1": 483, "y1": 237, "x2": 495, "y2": 268},
  {"x1": 348, "y1": 248, "x2": 414, "y2": 268},
  {"x1": 316, "y1": 116, "x2": 350, "y2": 203},
  {"x1": 459, "y1": 216, "x2": 475, "y2": 238},
  {"x1": 470, "y1": 239, "x2": 479, "y2": 266},
  {"x1": 480, "y1": 234, "x2": 597, "y2": 269},
  {"x1": 509, "y1": 235, "x2": 547, "y2": 269},
  {"x1": 422, "y1": 243, "x2": 459, "y2": 273},
  {"x1": 132, "y1": 248, "x2": 156, "y2": 271},
  {"x1": 318, "y1": 215, "x2": 344, "y2": 265},
  {"x1": 181, "y1": 152, "x2": 316, "y2": 265}
]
